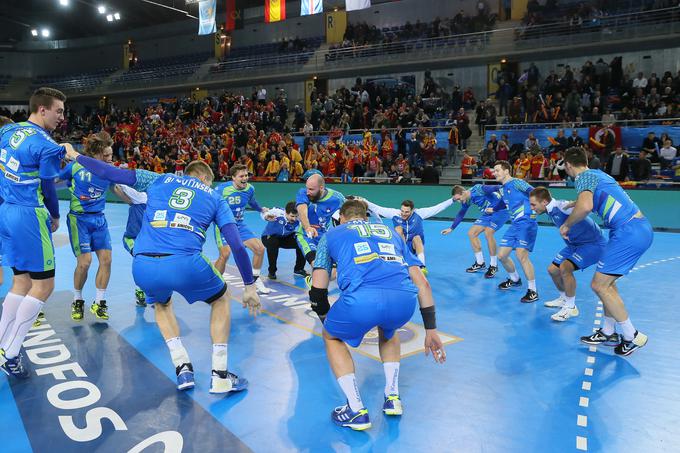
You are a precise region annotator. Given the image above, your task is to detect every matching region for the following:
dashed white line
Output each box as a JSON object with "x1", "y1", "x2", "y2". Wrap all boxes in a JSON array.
[
  {"x1": 579, "y1": 397, "x2": 589, "y2": 408},
  {"x1": 577, "y1": 415, "x2": 588, "y2": 427},
  {"x1": 577, "y1": 436, "x2": 588, "y2": 450},
  {"x1": 582, "y1": 381, "x2": 592, "y2": 391}
]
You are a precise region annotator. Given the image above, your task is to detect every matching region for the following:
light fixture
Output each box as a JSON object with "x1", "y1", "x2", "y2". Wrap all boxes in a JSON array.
[
  {"x1": 98, "y1": 5, "x2": 106, "y2": 14},
  {"x1": 114, "y1": 12, "x2": 121, "y2": 20},
  {"x1": 59, "y1": 0, "x2": 69, "y2": 6},
  {"x1": 106, "y1": 14, "x2": 113, "y2": 22},
  {"x1": 41, "y1": 28, "x2": 50, "y2": 38},
  {"x1": 31, "y1": 29, "x2": 38, "y2": 37}
]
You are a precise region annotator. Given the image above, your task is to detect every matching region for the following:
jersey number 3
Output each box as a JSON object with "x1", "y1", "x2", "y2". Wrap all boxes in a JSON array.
[{"x1": 169, "y1": 188, "x2": 195, "y2": 210}]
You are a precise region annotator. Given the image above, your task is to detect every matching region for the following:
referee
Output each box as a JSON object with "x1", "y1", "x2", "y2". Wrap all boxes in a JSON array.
[{"x1": 262, "y1": 202, "x2": 308, "y2": 279}]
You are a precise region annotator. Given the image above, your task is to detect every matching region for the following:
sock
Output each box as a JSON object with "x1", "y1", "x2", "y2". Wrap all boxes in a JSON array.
[
  {"x1": 337, "y1": 373, "x2": 363, "y2": 412},
  {"x1": 564, "y1": 295, "x2": 576, "y2": 309},
  {"x1": 383, "y1": 362, "x2": 400, "y2": 397},
  {"x1": 166, "y1": 337, "x2": 190, "y2": 367},
  {"x1": 252, "y1": 268, "x2": 260, "y2": 276},
  {"x1": 490, "y1": 255, "x2": 498, "y2": 267},
  {"x1": 602, "y1": 316, "x2": 616, "y2": 335},
  {"x1": 474, "y1": 252, "x2": 484, "y2": 264},
  {"x1": 4, "y1": 296, "x2": 44, "y2": 358},
  {"x1": 73, "y1": 289, "x2": 83, "y2": 301},
  {"x1": 509, "y1": 271, "x2": 520, "y2": 282},
  {"x1": 212, "y1": 343, "x2": 228, "y2": 372},
  {"x1": 528, "y1": 280, "x2": 536, "y2": 291},
  {"x1": 617, "y1": 318, "x2": 637, "y2": 341},
  {"x1": 417, "y1": 252, "x2": 426, "y2": 265},
  {"x1": 559, "y1": 291, "x2": 566, "y2": 300},
  {"x1": 95, "y1": 288, "x2": 106, "y2": 303},
  {"x1": 0, "y1": 293, "x2": 25, "y2": 348}
]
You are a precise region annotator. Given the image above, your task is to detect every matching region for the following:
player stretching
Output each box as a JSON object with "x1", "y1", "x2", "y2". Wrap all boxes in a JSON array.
[
  {"x1": 561, "y1": 147, "x2": 653, "y2": 355},
  {"x1": 309, "y1": 200, "x2": 445, "y2": 430},
  {"x1": 441, "y1": 184, "x2": 509, "y2": 277},
  {"x1": 363, "y1": 197, "x2": 454, "y2": 269},
  {"x1": 65, "y1": 146, "x2": 261, "y2": 392},
  {"x1": 529, "y1": 187, "x2": 607, "y2": 322},
  {"x1": 214, "y1": 164, "x2": 271, "y2": 294},
  {"x1": 484, "y1": 161, "x2": 539, "y2": 303},
  {"x1": 60, "y1": 131, "x2": 115, "y2": 321},
  {"x1": 0, "y1": 88, "x2": 66, "y2": 378}
]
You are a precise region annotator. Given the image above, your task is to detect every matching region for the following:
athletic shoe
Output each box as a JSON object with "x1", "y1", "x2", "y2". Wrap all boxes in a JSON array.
[
  {"x1": 175, "y1": 363, "x2": 195, "y2": 391},
  {"x1": 32, "y1": 311, "x2": 46, "y2": 328},
  {"x1": 466, "y1": 262, "x2": 486, "y2": 273},
  {"x1": 484, "y1": 266, "x2": 498, "y2": 279},
  {"x1": 293, "y1": 269, "x2": 309, "y2": 277},
  {"x1": 580, "y1": 328, "x2": 620, "y2": 346},
  {"x1": 521, "y1": 289, "x2": 539, "y2": 303},
  {"x1": 90, "y1": 301, "x2": 109, "y2": 320},
  {"x1": 254, "y1": 278, "x2": 271, "y2": 294},
  {"x1": 331, "y1": 404, "x2": 371, "y2": 431},
  {"x1": 71, "y1": 300, "x2": 85, "y2": 321},
  {"x1": 135, "y1": 288, "x2": 147, "y2": 308},
  {"x1": 268, "y1": 273, "x2": 277, "y2": 280},
  {"x1": 544, "y1": 296, "x2": 566, "y2": 308},
  {"x1": 614, "y1": 331, "x2": 648, "y2": 356},
  {"x1": 0, "y1": 350, "x2": 30, "y2": 379},
  {"x1": 498, "y1": 278, "x2": 522, "y2": 290},
  {"x1": 304, "y1": 275, "x2": 313, "y2": 289},
  {"x1": 209, "y1": 370, "x2": 248, "y2": 394},
  {"x1": 382, "y1": 395, "x2": 403, "y2": 416},
  {"x1": 421, "y1": 266, "x2": 429, "y2": 276},
  {"x1": 551, "y1": 306, "x2": 579, "y2": 322}
]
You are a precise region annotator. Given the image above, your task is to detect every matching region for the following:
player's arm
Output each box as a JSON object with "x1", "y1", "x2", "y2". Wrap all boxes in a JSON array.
[
  {"x1": 57, "y1": 162, "x2": 73, "y2": 182},
  {"x1": 415, "y1": 197, "x2": 454, "y2": 220},
  {"x1": 71, "y1": 152, "x2": 160, "y2": 192},
  {"x1": 262, "y1": 207, "x2": 284, "y2": 221},
  {"x1": 443, "y1": 203, "x2": 469, "y2": 234},
  {"x1": 40, "y1": 178, "x2": 60, "y2": 230},
  {"x1": 480, "y1": 184, "x2": 502, "y2": 195},
  {"x1": 515, "y1": 178, "x2": 535, "y2": 195},
  {"x1": 248, "y1": 194, "x2": 267, "y2": 214},
  {"x1": 562, "y1": 191, "x2": 592, "y2": 229},
  {"x1": 363, "y1": 199, "x2": 401, "y2": 219},
  {"x1": 111, "y1": 184, "x2": 133, "y2": 205},
  {"x1": 394, "y1": 225, "x2": 406, "y2": 241},
  {"x1": 309, "y1": 235, "x2": 332, "y2": 322}
]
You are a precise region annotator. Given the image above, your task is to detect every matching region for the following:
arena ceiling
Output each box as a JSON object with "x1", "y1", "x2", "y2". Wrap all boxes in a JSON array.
[{"x1": 0, "y1": 0, "x2": 269, "y2": 44}]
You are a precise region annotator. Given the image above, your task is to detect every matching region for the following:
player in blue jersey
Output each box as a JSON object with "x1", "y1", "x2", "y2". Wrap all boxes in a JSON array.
[
  {"x1": 561, "y1": 147, "x2": 652, "y2": 355},
  {"x1": 530, "y1": 187, "x2": 608, "y2": 322},
  {"x1": 214, "y1": 164, "x2": 271, "y2": 294},
  {"x1": 64, "y1": 145, "x2": 262, "y2": 392},
  {"x1": 112, "y1": 183, "x2": 148, "y2": 307},
  {"x1": 295, "y1": 174, "x2": 346, "y2": 266},
  {"x1": 59, "y1": 132, "x2": 114, "y2": 321},
  {"x1": 363, "y1": 197, "x2": 454, "y2": 268},
  {"x1": 261, "y1": 201, "x2": 307, "y2": 280},
  {"x1": 484, "y1": 161, "x2": 540, "y2": 303},
  {"x1": 0, "y1": 88, "x2": 66, "y2": 378},
  {"x1": 309, "y1": 199, "x2": 446, "y2": 431},
  {"x1": 0, "y1": 116, "x2": 14, "y2": 296},
  {"x1": 441, "y1": 184, "x2": 510, "y2": 278}
]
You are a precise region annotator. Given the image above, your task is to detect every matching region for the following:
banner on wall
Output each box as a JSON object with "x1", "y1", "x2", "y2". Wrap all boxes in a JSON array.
[
  {"x1": 265, "y1": 0, "x2": 286, "y2": 23},
  {"x1": 301, "y1": 0, "x2": 323, "y2": 16},
  {"x1": 346, "y1": 0, "x2": 371, "y2": 11},
  {"x1": 484, "y1": 128, "x2": 589, "y2": 148},
  {"x1": 225, "y1": 0, "x2": 244, "y2": 31},
  {"x1": 588, "y1": 125, "x2": 621, "y2": 150},
  {"x1": 198, "y1": 0, "x2": 217, "y2": 35},
  {"x1": 325, "y1": 10, "x2": 347, "y2": 44}
]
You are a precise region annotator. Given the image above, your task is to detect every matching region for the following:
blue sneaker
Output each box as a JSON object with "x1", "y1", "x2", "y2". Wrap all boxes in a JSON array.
[
  {"x1": 382, "y1": 394, "x2": 403, "y2": 416},
  {"x1": 0, "y1": 350, "x2": 30, "y2": 379},
  {"x1": 210, "y1": 370, "x2": 248, "y2": 394},
  {"x1": 175, "y1": 363, "x2": 195, "y2": 391},
  {"x1": 331, "y1": 404, "x2": 371, "y2": 430}
]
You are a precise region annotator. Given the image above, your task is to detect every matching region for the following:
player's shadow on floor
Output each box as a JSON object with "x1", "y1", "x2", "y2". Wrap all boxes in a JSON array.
[{"x1": 285, "y1": 337, "x2": 373, "y2": 452}]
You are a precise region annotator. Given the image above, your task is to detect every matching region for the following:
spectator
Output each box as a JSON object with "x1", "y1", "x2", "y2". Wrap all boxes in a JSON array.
[
  {"x1": 567, "y1": 129, "x2": 584, "y2": 148},
  {"x1": 461, "y1": 150, "x2": 477, "y2": 180},
  {"x1": 605, "y1": 147, "x2": 630, "y2": 181},
  {"x1": 420, "y1": 160, "x2": 440, "y2": 184},
  {"x1": 641, "y1": 131, "x2": 661, "y2": 163},
  {"x1": 659, "y1": 139, "x2": 677, "y2": 168},
  {"x1": 631, "y1": 150, "x2": 652, "y2": 181},
  {"x1": 587, "y1": 148, "x2": 601, "y2": 170}
]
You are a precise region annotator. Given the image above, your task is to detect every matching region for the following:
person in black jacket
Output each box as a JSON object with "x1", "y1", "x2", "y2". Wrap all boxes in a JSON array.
[
  {"x1": 420, "y1": 161, "x2": 440, "y2": 184},
  {"x1": 605, "y1": 147, "x2": 630, "y2": 182},
  {"x1": 631, "y1": 150, "x2": 652, "y2": 182}
]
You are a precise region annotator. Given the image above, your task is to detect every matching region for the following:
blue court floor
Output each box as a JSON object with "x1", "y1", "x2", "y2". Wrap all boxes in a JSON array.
[{"x1": 1, "y1": 200, "x2": 679, "y2": 453}]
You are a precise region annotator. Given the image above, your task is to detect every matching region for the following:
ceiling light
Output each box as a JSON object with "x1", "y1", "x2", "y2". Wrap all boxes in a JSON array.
[
  {"x1": 41, "y1": 28, "x2": 50, "y2": 38},
  {"x1": 114, "y1": 12, "x2": 121, "y2": 20},
  {"x1": 106, "y1": 14, "x2": 113, "y2": 22},
  {"x1": 98, "y1": 5, "x2": 106, "y2": 14},
  {"x1": 59, "y1": 0, "x2": 69, "y2": 6},
  {"x1": 31, "y1": 29, "x2": 38, "y2": 37}
]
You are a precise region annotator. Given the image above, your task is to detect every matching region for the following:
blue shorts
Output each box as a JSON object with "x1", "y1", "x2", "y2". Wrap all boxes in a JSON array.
[
  {"x1": 500, "y1": 220, "x2": 538, "y2": 251},
  {"x1": 474, "y1": 210, "x2": 510, "y2": 231},
  {"x1": 598, "y1": 217, "x2": 653, "y2": 276},
  {"x1": 132, "y1": 253, "x2": 226, "y2": 304},
  {"x1": 215, "y1": 221, "x2": 256, "y2": 247},
  {"x1": 0, "y1": 204, "x2": 55, "y2": 273},
  {"x1": 122, "y1": 235, "x2": 136, "y2": 256},
  {"x1": 324, "y1": 287, "x2": 418, "y2": 348},
  {"x1": 405, "y1": 233, "x2": 425, "y2": 252},
  {"x1": 66, "y1": 212, "x2": 111, "y2": 257},
  {"x1": 553, "y1": 242, "x2": 605, "y2": 270}
]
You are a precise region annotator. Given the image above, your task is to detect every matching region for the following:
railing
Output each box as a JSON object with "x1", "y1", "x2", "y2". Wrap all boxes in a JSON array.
[{"x1": 493, "y1": 117, "x2": 680, "y2": 131}]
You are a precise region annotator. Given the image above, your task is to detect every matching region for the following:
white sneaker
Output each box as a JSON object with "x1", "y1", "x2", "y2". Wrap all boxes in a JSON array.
[
  {"x1": 255, "y1": 277, "x2": 271, "y2": 294},
  {"x1": 544, "y1": 296, "x2": 566, "y2": 308},
  {"x1": 551, "y1": 306, "x2": 579, "y2": 322}
]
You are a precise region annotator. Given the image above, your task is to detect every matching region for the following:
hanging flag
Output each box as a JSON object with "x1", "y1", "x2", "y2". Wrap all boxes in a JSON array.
[
  {"x1": 225, "y1": 0, "x2": 243, "y2": 31},
  {"x1": 301, "y1": 0, "x2": 323, "y2": 16},
  {"x1": 198, "y1": 0, "x2": 216, "y2": 35},
  {"x1": 265, "y1": 0, "x2": 286, "y2": 23},
  {"x1": 345, "y1": 0, "x2": 370, "y2": 11}
]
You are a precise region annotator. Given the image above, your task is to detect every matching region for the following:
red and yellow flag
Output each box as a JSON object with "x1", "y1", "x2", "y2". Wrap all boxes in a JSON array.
[{"x1": 265, "y1": 0, "x2": 286, "y2": 22}]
